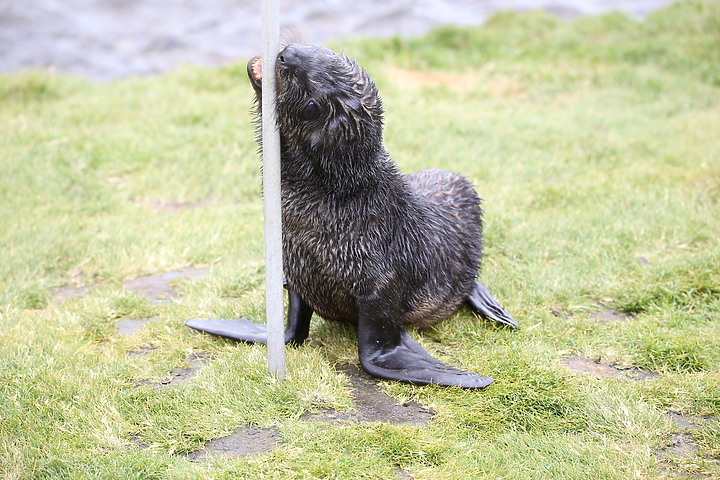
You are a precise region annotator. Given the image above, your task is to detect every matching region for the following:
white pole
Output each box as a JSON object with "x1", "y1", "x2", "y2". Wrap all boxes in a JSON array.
[{"x1": 261, "y1": 0, "x2": 285, "y2": 380}]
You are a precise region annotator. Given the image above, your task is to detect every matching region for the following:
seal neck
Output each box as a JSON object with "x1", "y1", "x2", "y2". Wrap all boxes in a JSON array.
[{"x1": 281, "y1": 143, "x2": 394, "y2": 199}]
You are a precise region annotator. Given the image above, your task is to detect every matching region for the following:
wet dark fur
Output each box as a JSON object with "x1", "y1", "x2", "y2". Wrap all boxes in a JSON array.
[{"x1": 252, "y1": 45, "x2": 484, "y2": 329}]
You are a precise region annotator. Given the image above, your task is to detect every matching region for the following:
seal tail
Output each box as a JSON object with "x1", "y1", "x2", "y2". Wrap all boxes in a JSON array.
[{"x1": 467, "y1": 281, "x2": 519, "y2": 328}]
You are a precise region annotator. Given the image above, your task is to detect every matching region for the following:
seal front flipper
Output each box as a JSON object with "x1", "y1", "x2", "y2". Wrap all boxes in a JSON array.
[
  {"x1": 185, "y1": 317, "x2": 270, "y2": 343},
  {"x1": 467, "y1": 281, "x2": 519, "y2": 328},
  {"x1": 185, "y1": 287, "x2": 313, "y2": 346},
  {"x1": 356, "y1": 292, "x2": 494, "y2": 389}
]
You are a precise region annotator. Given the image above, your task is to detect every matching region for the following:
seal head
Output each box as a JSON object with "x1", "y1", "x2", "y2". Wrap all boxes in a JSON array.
[{"x1": 250, "y1": 45, "x2": 387, "y2": 195}]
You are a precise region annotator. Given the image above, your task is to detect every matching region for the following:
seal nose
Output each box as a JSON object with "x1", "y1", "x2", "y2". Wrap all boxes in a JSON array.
[{"x1": 278, "y1": 45, "x2": 301, "y2": 68}]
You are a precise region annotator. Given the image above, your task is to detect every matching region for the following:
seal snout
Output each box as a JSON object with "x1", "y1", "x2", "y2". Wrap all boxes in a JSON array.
[
  {"x1": 277, "y1": 44, "x2": 336, "y2": 71},
  {"x1": 278, "y1": 45, "x2": 303, "y2": 71}
]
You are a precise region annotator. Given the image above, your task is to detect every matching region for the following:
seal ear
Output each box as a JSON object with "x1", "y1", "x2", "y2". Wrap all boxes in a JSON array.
[{"x1": 342, "y1": 96, "x2": 361, "y2": 112}]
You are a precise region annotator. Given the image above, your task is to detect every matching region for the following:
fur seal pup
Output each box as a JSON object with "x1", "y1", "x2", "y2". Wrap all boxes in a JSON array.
[{"x1": 187, "y1": 44, "x2": 517, "y2": 388}]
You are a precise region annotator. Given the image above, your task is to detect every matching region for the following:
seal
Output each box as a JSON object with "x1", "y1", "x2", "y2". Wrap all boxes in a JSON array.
[{"x1": 187, "y1": 44, "x2": 517, "y2": 388}]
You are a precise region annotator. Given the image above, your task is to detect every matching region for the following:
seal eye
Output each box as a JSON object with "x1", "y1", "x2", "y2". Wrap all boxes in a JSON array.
[{"x1": 300, "y1": 101, "x2": 320, "y2": 121}]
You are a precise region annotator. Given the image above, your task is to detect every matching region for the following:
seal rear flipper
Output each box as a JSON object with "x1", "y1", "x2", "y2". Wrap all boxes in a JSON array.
[
  {"x1": 185, "y1": 287, "x2": 313, "y2": 346},
  {"x1": 467, "y1": 281, "x2": 519, "y2": 328},
  {"x1": 356, "y1": 292, "x2": 494, "y2": 389}
]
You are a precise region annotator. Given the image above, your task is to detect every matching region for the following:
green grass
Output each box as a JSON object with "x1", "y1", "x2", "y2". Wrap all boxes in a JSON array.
[{"x1": 2, "y1": 1, "x2": 719, "y2": 478}]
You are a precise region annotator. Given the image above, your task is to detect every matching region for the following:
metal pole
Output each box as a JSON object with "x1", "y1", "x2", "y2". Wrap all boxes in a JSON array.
[{"x1": 261, "y1": 0, "x2": 285, "y2": 380}]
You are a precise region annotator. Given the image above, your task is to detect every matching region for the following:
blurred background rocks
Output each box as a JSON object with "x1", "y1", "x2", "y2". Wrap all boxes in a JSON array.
[{"x1": 0, "y1": 0, "x2": 676, "y2": 80}]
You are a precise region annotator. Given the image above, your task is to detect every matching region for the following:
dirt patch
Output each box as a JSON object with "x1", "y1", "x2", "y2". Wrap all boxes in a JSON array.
[
  {"x1": 133, "y1": 423, "x2": 281, "y2": 459},
  {"x1": 133, "y1": 351, "x2": 212, "y2": 389},
  {"x1": 589, "y1": 304, "x2": 632, "y2": 323},
  {"x1": 637, "y1": 256, "x2": 652, "y2": 266},
  {"x1": 618, "y1": 365, "x2": 660, "y2": 380},
  {"x1": 386, "y1": 66, "x2": 475, "y2": 91},
  {"x1": 302, "y1": 364, "x2": 434, "y2": 426},
  {"x1": 396, "y1": 467, "x2": 414, "y2": 479},
  {"x1": 183, "y1": 364, "x2": 433, "y2": 462},
  {"x1": 55, "y1": 266, "x2": 207, "y2": 304},
  {"x1": 123, "y1": 266, "x2": 207, "y2": 303},
  {"x1": 52, "y1": 284, "x2": 90, "y2": 303},
  {"x1": 130, "y1": 434, "x2": 149, "y2": 450},
  {"x1": 667, "y1": 411, "x2": 716, "y2": 430},
  {"x1": 117, "y1": 317, "x2": 156, "y2": 336},
  {"x1": 657, "y1": 412, "x2": 718, "y2": 479},
  {"x1": 186, "y1": 425, "x2": 281, "y2": 461},
  {"x1": 664, "y1": 432, "x2": 702, "y2": 458},
  {"x1": 551, "y1": 302, "x2": 633, "y2": 323},
  {"x1": 157, "y1": 352, "x2": 213, "y2": 387},
  {"x1": 128, "y1": 344, "x2": 158, "y2": 358},
  {"x1": 563, "y1": 355, "x2": 659, "y2": 380}
]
